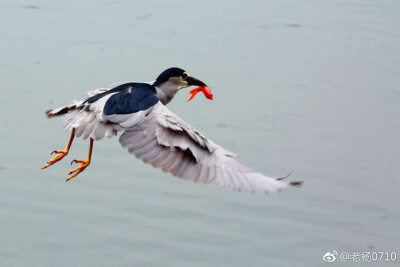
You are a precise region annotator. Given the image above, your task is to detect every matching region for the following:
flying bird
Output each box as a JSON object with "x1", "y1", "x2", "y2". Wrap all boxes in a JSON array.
[{"x1": 43, "y1": 67, "x2": 302, "y2": 194}]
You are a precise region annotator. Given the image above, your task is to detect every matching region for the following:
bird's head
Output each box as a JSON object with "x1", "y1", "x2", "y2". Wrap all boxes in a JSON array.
[{"x1": 153, "y1": 67, "x2": 213, "y2": 105}]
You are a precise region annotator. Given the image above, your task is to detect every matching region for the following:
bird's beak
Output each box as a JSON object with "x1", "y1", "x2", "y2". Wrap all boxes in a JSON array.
[
  {"x1": 185, "y1": 76, "x2": 213, "y2": 101},
  {"x1": 186, "y1": 76, "x2": 206, "y2": 87}
]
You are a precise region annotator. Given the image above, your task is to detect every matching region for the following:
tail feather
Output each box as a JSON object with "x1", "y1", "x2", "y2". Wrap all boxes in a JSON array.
[
  {"x1": 45, "y1": 88, "x2": 110, "y2": 118},
  {"x1": 45, "y1": 104, "x2": 78, "y2": 118}
]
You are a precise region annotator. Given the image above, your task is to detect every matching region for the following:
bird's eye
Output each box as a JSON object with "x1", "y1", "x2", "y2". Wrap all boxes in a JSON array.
[{"x1": 181, "y1": 72, "x2": 189, "y2": 80}]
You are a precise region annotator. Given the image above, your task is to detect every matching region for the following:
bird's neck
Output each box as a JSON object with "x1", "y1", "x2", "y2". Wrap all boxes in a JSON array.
[{"x1": 154, "y1": 82, "x2": 180, "y2": 105}]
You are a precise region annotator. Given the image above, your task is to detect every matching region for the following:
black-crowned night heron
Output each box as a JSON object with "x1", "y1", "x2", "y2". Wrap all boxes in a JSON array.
[{"x1": 42, "y1": 67, "x2": 302, "y2": 194}]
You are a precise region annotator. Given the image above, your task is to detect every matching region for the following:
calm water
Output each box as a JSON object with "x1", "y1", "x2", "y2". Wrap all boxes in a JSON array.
[{"x1": 1, "y1": 1, "x2": 399, "y2": 266}]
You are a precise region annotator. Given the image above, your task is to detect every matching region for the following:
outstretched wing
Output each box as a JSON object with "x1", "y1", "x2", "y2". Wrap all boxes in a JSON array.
[{"x1": 119, "y1": 102, "x2": 298, "y2": 194}]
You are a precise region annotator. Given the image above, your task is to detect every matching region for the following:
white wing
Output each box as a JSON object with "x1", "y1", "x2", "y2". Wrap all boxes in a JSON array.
[{"x1": 119, "y1": 102, "x2": 298, "y2": 194}]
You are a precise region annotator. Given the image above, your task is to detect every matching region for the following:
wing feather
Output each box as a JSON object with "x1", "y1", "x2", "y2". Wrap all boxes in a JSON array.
[
  {"x1": 119, "y1": 102, "x2": 299, "y2": 194},
  {"x1": 134, "y1": 139, "x2": 159, "y2": 159}
]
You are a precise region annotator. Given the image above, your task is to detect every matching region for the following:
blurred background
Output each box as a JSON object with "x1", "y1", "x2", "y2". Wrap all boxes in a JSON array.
[{"x1": 0, "y1": 0, "x2": 399, "y2": 266}]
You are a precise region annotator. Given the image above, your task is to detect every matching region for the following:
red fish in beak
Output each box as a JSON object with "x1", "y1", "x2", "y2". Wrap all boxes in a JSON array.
[{"x1": 187, "y1": 86, "x2": 214, "y2": 102}]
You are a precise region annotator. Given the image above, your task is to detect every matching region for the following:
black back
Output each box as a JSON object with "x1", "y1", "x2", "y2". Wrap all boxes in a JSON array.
[{"x1": 103, "y1": 83, "x2": 159, "y2": 116}]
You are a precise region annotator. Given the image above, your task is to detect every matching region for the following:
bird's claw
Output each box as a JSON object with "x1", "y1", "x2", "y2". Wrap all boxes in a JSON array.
[
  {"x1": 42, "y1": 150, "x2": 68, "y2": 169},
  {"x1": 70, "y1": 159, "x2": 85, "y2": 165},
  {"x1": 51, "y1": 150, "x2": 65, "y2": 155},
  {"x1": 66, "y1": 159, "x2": 90, "y2": 181}
]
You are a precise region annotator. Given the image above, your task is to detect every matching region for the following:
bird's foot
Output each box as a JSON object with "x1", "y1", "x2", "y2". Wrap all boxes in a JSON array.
[
  {"x1": 42, "y1": 150, "x2": 68, "y2": 169},
  {"x1": 66, "y1": 159, "x2": 90, "y2": 181}
]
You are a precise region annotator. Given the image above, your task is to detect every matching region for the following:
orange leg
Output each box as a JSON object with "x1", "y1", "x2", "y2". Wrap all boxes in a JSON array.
[
  {"x1": 66, "y1": 137, "x2": 94, "y2": 181},
  {"x1": 42, "y1": 128, "x2": 75, "y2": 169}
]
